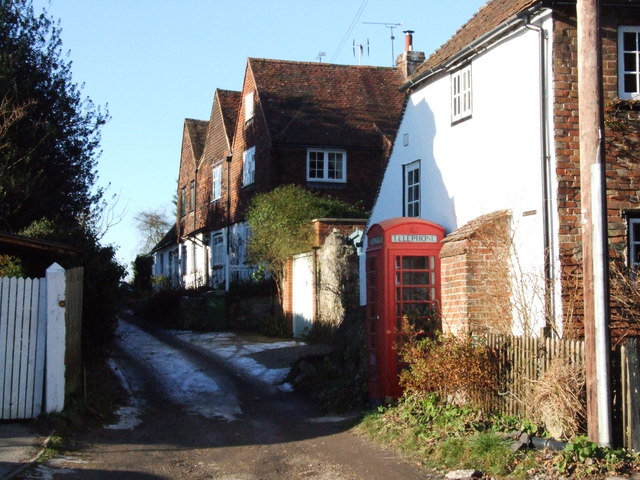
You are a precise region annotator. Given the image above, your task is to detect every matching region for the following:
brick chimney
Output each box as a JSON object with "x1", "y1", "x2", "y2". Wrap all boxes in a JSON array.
[{"x1": 396, "y1": 30, "x2": 425, "y2": 79}]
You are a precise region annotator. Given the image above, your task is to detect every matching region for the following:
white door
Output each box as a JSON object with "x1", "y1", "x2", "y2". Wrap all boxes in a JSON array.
[{"x1": 292, "y1": 252, "x2": 314, "y2": 338}]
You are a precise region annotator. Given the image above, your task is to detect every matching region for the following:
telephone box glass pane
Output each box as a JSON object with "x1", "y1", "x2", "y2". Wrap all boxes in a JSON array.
[{"x1": 402, "y1": 256, "x2": 428, "y2": 269}]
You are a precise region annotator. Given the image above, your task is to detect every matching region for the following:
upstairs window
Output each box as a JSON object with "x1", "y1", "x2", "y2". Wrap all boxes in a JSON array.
[
  {"x1": 212, "y1": 165, "x2": 222, "y2": 201},
  {"x1": 307, "y1": 149, "x2": 346, "y2": 183},
  {"x1": 403, "y1": 160, "x2": 420, "y2": 217},
  {"x1": 245, "y1": 91, "x2": 254, "y2": 121},
  {"x1": 180, "y1": 187, "x2": 187, "y2": 217},
  {"x1": 243, "y1": 146, "x2": 255, "y2": 186},
  {"x1": 189, "y1": 180, "x2": 195, "y2": 212},
  {"x1": 619, "y1": 27, "x2": 640, "y2": 100},
  {"x1": 451, "y1": 64, "x2": 472, "y2": 122}
]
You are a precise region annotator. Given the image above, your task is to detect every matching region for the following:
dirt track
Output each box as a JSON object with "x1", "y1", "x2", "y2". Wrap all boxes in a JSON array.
[{"x1": 18, "y1": 320, "x2": 443, "y2": 480}]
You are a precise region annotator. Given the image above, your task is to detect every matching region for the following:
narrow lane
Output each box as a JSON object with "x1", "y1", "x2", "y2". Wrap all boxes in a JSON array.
[{"x1": 18, "y1": 319, "x2": 441, "y2": 480}]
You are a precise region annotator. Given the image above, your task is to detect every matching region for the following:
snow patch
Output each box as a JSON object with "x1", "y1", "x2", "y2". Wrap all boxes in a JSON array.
[{"x1": 115, "y1": 321, "x2": 242, "y2": 422}]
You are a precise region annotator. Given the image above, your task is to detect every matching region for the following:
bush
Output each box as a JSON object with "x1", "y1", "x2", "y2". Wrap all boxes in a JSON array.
[
  {"x1": 133, "y1": 255, "x2": 153, "y2": 294},
  {"x1": 398, "y1": 334, "x2": 500, "y2": 410}
]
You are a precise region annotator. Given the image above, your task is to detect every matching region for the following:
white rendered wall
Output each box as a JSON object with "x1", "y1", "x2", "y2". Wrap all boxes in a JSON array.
[{"x1": 361, "y1": 14, "x2": 558, "y2": 335}]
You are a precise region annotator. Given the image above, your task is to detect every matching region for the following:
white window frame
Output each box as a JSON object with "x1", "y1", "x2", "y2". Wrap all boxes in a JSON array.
[
  {"x1": 629, "y1": 217, "x2": 640, "y2": 268},
  {"x1": 451, "y1": 64, "x2": 472, "y2": 122},
  {"x1": 618, "y1": 27, "x2": 640, "y2": 100},
  {"x1": 403, "y1": 160, "x2": 420, "y2": 218},
  {"x1": 212, "y1": 165, "x2": 222, "y2": 201},
  {"x1": 306, "y1": 148, "x2": 347, "y2": 183},
  {"x1": 242, "y1": 146, "x2": 255, "y2": 186},
  {"x1": 245, "y1": 91, "x2": 254, "y2": 121}
]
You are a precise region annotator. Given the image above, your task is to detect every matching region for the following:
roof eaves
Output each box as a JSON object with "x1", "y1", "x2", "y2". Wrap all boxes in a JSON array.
[{"x1": 400, "y1": 2, "x2": 544, "y2": 92}]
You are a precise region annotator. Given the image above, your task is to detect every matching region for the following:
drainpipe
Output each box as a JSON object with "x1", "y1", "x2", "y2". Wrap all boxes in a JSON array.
[{"x1": 523, "y1": 14, "x2": 556, "y2": 336}]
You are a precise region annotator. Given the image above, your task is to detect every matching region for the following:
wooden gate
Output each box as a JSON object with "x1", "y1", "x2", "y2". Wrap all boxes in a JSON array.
[
  {"x1": 0, "y1": 264, "x2": 83, "y2": 419},
  {"x1": 0, "y1": 275, "x2": 46, "y2": 419}
]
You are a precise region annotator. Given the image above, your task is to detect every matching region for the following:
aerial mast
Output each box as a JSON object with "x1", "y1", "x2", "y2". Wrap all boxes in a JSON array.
[{"x1": 363, "y1": 21, "x2": 403, "y2": 66}]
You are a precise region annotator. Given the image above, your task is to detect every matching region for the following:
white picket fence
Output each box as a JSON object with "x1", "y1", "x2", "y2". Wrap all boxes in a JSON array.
[{"x1": 0, "y1": 263, "x2": 80, "y2": 419}]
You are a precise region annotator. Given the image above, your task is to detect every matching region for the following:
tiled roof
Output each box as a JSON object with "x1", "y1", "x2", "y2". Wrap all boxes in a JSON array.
[
  {"x1": 413, "y1": 0, "x2": 541, "y2": 76},
  {"x1": 248, "y1": 58, "x2": 406, "y2": 148},
  {"x1": 216, "y1": 89, "x2": 241, "y2": 142},
  {"x1": 150, "y1": 225, "x2": 177, "y2": 253},
  {"x1": 184, "y1": 118, "x2": 209, "y2": 160}
]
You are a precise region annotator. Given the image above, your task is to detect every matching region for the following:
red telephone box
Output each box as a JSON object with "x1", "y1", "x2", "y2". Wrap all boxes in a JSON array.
[{"x1": 365, "y1": 217, "x2": 445, "y2": 402}]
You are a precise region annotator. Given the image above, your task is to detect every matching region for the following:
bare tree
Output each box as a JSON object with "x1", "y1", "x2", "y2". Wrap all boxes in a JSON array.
[{"x1": 133, "y1": 207, "x2": 173, "y2": 254}]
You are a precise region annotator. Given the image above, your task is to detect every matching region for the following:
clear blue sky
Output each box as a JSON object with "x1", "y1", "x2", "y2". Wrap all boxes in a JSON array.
[{"x1": 33, "y1": 0, "x2": 487, "y2": 274}]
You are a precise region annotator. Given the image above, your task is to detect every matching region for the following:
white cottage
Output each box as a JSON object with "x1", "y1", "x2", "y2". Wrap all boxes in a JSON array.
[{"x1": 363, "y1": 1, "x2": 560, "y2": 337}]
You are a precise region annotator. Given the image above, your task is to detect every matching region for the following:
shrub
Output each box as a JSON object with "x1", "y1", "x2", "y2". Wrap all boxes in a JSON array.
[
  {"x1": 398, "y1": 333, "x2": 500, "y2": 410},
  {"x1": 0, "y1": 254, "x2": 25, "y2": 277},
  {"x1": 529, "y1": 356, "x2": 586, "y2": 440}
]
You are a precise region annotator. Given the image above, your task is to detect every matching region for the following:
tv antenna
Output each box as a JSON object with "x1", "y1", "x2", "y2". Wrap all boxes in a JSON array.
[
  {"x1": 316, "y1": 51, "x2": 327, "y2": 63},
  {"x1": 363, "y1": 22, "x2": 403, "y2": 66},
  {"x1": 353, "y1": 38, "x2": 369, "y2": 65}
]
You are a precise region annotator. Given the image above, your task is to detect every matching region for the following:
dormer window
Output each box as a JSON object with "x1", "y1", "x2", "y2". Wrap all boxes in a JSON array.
[
  {"x1": 451, "y1": 64, "x2": 472, "y2": 123},
  {"x1": 307, "y1": 148, "x2": 346, "y2": 183},
  {"x1": 245, "y1": 91, "x2": 254, "y2": 121}
]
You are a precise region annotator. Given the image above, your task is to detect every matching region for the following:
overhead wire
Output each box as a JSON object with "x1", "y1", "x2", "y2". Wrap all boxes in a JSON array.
[{"x1": 329, "y1": 0, "x2": 369, "y2": 63}]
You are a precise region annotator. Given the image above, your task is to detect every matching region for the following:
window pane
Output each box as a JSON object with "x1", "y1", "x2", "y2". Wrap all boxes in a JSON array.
[
  {"x1": 402, "y1": 256, "x2": 428, "y2": 270},
  {"x1": 625, "y1": 74, "x2": 638, "y2": 93},
  {"x1": 633, "y1": 222, "x2": 640, "y2": 239},
  {"x1": 328, "y1": 152, "x2": 343, "y2": 179},
  {"x1": 402, "y1": 272, "x2": 428, "y2": 285},
  {"x1": 625, "y1": 53, "x2": 637, "y2": 72},
  {"x1": 401, "y1": 287, "x2": 429, "y2": 301},
  {"x1": 624, "y1": 31, "x2": 637, "y2": 51}
]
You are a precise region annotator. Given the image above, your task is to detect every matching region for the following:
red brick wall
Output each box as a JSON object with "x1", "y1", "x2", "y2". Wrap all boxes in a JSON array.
[
  {"x1": 552, "y1": 4, "x2": 640, "y2": 339},
  {"x1": 440, "y1": 214, "x2": 511, "y2": 335},
  {"x1": 274, "y1": 145, "x2": 387, "y2": 212}
]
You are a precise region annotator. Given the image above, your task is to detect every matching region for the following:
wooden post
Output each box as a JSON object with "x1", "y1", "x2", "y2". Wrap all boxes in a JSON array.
[
  {"x1": 577, "y1": 0, "x2": 612, "y2": 446},
  {"x1": 45, "y1": 263, "x2": 66, "y2": 413}
]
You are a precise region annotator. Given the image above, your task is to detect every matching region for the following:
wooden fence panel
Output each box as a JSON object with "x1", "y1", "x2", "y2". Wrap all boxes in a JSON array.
[
  {"x1": 0, "y1": 276, "x2": 46, "y2": 419},
  {"x1": 482, "y1": 333, "x2": 585, "y2": 421},
  {"x1": 64, "y1": 267, "x2": 83, "y2": 395}
]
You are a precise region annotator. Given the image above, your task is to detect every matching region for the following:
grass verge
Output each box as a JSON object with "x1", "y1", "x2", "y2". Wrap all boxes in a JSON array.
[{"x1": 358, "y1": 393, "x2": 640, "y2": 479}]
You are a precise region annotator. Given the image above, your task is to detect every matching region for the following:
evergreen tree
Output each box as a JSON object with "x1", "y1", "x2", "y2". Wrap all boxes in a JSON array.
[
  {"x1": 0, "y1": 0, "x2": 107, "y2": 232},
  {"x1": 0, "y1": 0, "x2": 124, "y2": 360}
]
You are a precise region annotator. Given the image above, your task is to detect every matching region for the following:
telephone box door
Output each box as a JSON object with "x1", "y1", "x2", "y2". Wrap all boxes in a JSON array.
[{"x1": 365, "y1": 217, "x2": 445, "y2": 402}]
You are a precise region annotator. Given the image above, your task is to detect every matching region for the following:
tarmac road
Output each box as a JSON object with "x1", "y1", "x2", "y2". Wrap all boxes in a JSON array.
[{"x1": 15, "y1": 319, "x2": 443, "y2": 480}]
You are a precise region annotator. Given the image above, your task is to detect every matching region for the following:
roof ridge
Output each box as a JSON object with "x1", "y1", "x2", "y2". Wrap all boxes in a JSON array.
[
  {"x1": 216, "y1": 88, "x2": 241, "y2": 95},
  {"x1": 184, "y1": 117, "x2": 208, "y2": 124},
  {"x1": 248, "y1": 57, "x2": 397, "y2": 71}
]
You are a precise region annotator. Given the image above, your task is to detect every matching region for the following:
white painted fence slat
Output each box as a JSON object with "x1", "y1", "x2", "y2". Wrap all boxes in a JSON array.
[
  {"x1": 32, "y1": 278, "x2": 47, "y2": 416},
  {"x1": 24, "y1": 278, "x2": 42, "y2": 418},
  {"x1": 16, "y1": 278, "x2": 31, "y2": 418},
  {"x1": 0, "y1": 278, "x2": 9, "y2": 415},
  {"x1": 3, "y1": 277, "x2": 17, "y2": 419}
]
